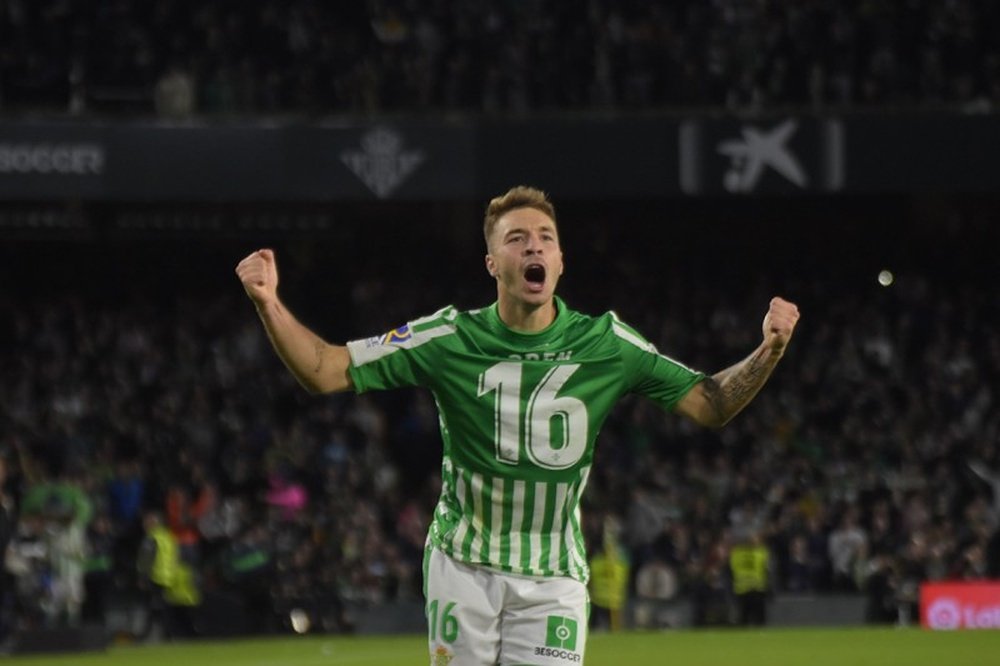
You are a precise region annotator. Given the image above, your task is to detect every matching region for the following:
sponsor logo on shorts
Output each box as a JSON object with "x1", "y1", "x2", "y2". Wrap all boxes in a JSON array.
[
  {"x1": 534, "y1": 615, "x2": 581, "y2": 661},
  {"x1": 545, "y1": 615, "x2": 578, "y2": 650},
  {"x1": 431, "y1": 645, "x2": 454, "y2": 665},
  {"x1": 534, "y1": 646, "x2": 582, "y2": 662}
]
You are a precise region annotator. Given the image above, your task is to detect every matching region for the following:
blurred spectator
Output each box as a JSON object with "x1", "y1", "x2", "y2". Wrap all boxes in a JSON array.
[
  {"x1": 108, "y1": 459, "x2": 145, "y2": 534},
  {"x1": 264, "y1": 469, "x2": 308, "y2": 522},
  {"x1": 589, "y1": 517, "x2": 630, "y2": 632},
  {"x1": 0, "y1": 455, "x2": 17, "y2": 643},
  {"x1": 44, "y1": 496, "x2": 86, "y2": 627},
  {"x1": 221, "y1": 523, "x2": 273, "y2": 633},
  {"x1": 82, "y1": 513, "x2": 114, "y2": 626},
  {"x1": 137, "y1": 511, "x2": 201, "y2": 639},
  {"x1": 857, "y1": 546, "x2": 897, "y2": 624},
  {"x1": 153, "y1": 61, "x2": 196, "y2": 119},
  {"x1": 828, "y1": 506, "x2": 868, "y2": 591},
  {"x1": 5, "y1": 513, "x2": 49, "y2": 631},
  {"x1": 632, "y1": 556, "x2": 679, "y2": 629}
]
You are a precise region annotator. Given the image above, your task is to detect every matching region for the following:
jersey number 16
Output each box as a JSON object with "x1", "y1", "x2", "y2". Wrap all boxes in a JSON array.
[{"x1": 477, "y1": 362, "x2": 589, "y2": 470}]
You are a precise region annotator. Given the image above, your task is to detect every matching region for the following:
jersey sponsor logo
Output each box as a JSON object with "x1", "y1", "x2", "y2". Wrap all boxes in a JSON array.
[{"x1": 380, "y1": 324, "x2": 412, "y2": 345}]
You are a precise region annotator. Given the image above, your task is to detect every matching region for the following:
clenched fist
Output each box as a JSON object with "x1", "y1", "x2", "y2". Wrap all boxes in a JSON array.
[
  {"x1": 235, "y1": 248, "x2": 279, "y2": 307},
  {"x1": 761, "y1": 296, "x2": 799, "y2": 355}
]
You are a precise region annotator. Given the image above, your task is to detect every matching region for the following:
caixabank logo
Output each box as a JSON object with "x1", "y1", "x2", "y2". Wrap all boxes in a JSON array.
[
  {"x1": 533, "y1": 615, "x2": 582, "y2": 662},
  {"x1": 679, "y1": 117, "x2": 844, "y2": 195}
]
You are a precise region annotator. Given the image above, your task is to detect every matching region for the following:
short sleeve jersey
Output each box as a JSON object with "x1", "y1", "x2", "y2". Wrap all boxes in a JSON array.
[{"x1": 347, "y1": 297, "x2": 703, "y2": 583}]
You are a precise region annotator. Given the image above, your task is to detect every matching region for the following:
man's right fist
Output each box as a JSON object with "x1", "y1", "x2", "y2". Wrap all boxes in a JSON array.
[{"x1": 235, "y1": 248, "x2": 279, "y2": 307}]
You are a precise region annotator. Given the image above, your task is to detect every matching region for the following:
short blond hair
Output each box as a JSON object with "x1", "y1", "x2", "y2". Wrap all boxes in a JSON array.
[{"x1": 483, "y1": 185, "x2": 556, "y2": 247}]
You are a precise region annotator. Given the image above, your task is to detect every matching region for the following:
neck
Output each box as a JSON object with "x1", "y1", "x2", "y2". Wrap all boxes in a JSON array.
[{"x1": 497, "y1": 297, "x2": 557, "y2": 333}]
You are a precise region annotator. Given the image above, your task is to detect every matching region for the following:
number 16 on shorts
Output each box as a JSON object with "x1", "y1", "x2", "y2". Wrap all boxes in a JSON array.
[
  {"x1": 428, "y1": 599, "x2": 459, "y2": 644},
  {"x1": 428, "y1": 600, "x2": 459, "y2": 666}
]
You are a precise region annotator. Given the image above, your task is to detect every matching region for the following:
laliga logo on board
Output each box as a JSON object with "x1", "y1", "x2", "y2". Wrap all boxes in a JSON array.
[
  {"x1": 963, "y1": 603, "x2": 1000, "y2": 629},
  {"x1": 926, "y1": 596, "x2": 1000, "y2": 630},
  {"x1": 926, "y1": 598, "x2": 962, "y2": 630}
]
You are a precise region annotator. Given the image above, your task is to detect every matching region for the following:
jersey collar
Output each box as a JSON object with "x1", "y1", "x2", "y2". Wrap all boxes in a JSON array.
[{"x1": 487, "y1": 296, "x2": 569, "y2": 346}]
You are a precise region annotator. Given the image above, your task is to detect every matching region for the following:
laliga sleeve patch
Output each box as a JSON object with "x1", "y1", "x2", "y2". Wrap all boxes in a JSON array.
[{"x1": 380, "y1": 324, "x2": 412, "y2": 345}]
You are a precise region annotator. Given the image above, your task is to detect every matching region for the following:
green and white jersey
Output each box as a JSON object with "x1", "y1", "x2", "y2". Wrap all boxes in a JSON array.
[{"x1": 346, "y1": 297, "x2": 703, "y2": 583}]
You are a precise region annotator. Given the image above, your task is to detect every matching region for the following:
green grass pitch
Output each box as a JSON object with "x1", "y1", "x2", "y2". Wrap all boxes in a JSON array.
[{"x1": 4, "y1": 627, "x2": 1000, "y2": 665}]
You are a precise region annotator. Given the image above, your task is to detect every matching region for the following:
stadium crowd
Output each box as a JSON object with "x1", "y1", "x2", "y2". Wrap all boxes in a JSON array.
[
  {"x1": 2, "y1": 0, "x2": 1000, "y2": 116},
  {"x1": 1, "y1": 218, "x2": 998, "y2": 638}
]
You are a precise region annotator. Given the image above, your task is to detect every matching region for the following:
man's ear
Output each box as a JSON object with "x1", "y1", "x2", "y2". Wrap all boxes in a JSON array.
[{"x1": 485, "y1": 253, "x2": 497, "y2": 277}]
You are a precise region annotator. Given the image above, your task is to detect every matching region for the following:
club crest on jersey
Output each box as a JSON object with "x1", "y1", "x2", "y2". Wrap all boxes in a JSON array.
[
  {"x1": 380, "y1": 324, "x2": 411, "y2": 345},
  {"x1": 432, "y1": 645, "x2": 454, "y2": 666}
]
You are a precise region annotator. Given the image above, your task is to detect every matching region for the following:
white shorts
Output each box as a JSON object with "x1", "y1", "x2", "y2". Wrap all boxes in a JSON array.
[{"x1": 424, "y1": 547, "x2": 588, "y2": 666}]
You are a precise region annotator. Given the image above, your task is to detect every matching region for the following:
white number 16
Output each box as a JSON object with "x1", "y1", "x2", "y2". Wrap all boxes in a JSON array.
[{"x1": 477, "y1": 362, "x2": 588, "y2": 469}]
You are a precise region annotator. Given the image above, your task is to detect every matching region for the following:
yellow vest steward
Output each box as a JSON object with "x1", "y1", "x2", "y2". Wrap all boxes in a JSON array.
[
  {"x1": 729, "y1": 544, "x2": 769, "y2": 594},
  {"x1": 589, "y1": 549, "x2": 630, "y2": 610},
  {"x1": 149, "y1": 526, "x2": 201, "y2": 606},
  {"x1": 149, "y1": 525, "x2": 178, "y2": 588},
  {"x1": 164, "y1": 563, "x2": 202, "y2": 607}
]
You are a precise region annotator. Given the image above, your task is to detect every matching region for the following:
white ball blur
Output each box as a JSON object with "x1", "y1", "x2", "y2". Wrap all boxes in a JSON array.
[{"x1": 877, "y1": 269, "x2": 894, "y2": 287}]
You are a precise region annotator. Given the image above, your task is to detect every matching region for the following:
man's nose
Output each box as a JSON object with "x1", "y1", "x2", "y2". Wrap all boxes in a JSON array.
[{"x1": 523, "y1": 234, "x2": 542, "y2": 253}]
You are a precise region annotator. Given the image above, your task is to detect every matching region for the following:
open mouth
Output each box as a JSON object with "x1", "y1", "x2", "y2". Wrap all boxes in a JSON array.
[{"x1": 524, "y1": 264, "x2": 546, "y2": 288}]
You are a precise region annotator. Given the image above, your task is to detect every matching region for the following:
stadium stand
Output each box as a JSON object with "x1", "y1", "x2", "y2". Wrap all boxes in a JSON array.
[{"x1": 1, "y1": 1, "x2": 999, "y2": 116}]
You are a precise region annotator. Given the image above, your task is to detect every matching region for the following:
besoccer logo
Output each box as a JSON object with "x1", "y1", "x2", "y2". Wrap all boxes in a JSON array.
[
  {"x1": 927, "y1": 598, "x2": 962, "y2": 630},
  {"x1": 546, "y1": 615, "x2": 578, "y2": 651}
]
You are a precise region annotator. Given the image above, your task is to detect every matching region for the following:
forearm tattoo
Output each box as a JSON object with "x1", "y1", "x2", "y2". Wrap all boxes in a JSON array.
[{"x1": 702, "y1": 346, "x2": 776, "y2": 423}]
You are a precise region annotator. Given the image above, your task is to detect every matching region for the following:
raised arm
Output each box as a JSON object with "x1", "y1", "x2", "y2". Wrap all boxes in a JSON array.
[
  {"x1": 675, "y1": 297, "x2": 799, "y2": 428},
  {"x1": 235, "y1": 249, "x2": 353, "y2": 394}
]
